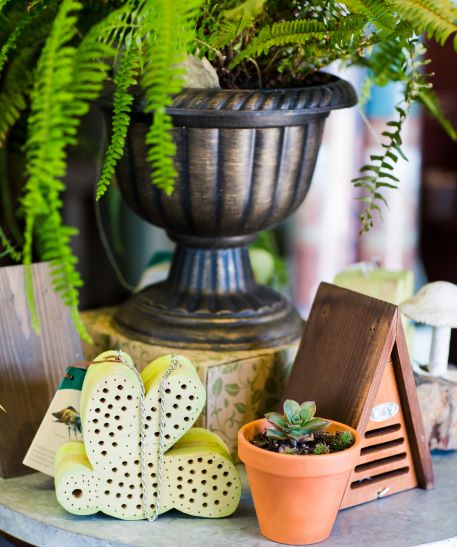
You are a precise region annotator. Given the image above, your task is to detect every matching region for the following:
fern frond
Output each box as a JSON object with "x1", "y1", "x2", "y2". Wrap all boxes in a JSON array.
[
  {"x1": 86, "y1": 1, "x2": 141, "y2": 59},
  {"x1": 209, "y1": 20, "x2": 243, "y2": 50},
  {"x1": 19, "y1": 0, "x2": 134, "y2": 340},
  {"x1": 0, "y1": 0, "x2": 10, "y2": 15},
  {"x1": 210, "y1": 0, "x2": 267, "y2": 49},
  {"x1": 0, "y1": 5, "x2": 46, "y2": 76},
  {"x1": 0, "y1": 18, "x2": 26, "y2": 75},
  {"x1": 343, "y1": 0, "x2": 398, "y2": 33},
  {"x1": 354, "y1": 39, "x2": 443, "y2": 232},
  {"x1": 417, "y1": 84, "x2": 457, "y2": 140},
  {"x1": 36, "y1": 214, "x2": 88, "y2": 338},
  {"x1": 390, "y1": 0, "x2": 457, "y2": 48},
  {"x1": 141, "y1": 0, "x2": 203, "y2": 194},
  {"x1": 22, "y1": 0, "x2": 88, "y2": 338},
  {"x1": 96, "y1": 42, "x2": 140, "y2": 199},
  {"x1": 230, "y1": 15, "x2": 368, "y2": 68},
  {"x1": 0, "y1": 49, "x2": 33, "y2": 145},
  {"x1": 363, "y1": 34, "x2": 411, "y2": 86},
  {"x1": 0, "y1": 5, "x2": 56, "y2": 145},
  {"x1": 0, "y1": 226, "x2": 21, "y2": 261}
]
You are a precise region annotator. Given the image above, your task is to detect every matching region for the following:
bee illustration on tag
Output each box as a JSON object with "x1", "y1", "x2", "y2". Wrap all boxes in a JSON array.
[{"x1": 52, "y1": 406, "x2": 82, "y2": 439}]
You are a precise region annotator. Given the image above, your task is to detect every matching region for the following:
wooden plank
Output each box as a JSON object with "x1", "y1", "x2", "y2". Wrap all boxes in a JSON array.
[
  {"x1": 283, "y1": 282, "x2": 397, "y2": 431},
  {"x1": 0, "y1": 263, "x2": 83, "y2": 477},
  {"x1": 392, "y1": 321, "x2": 434, "y2": 489}
]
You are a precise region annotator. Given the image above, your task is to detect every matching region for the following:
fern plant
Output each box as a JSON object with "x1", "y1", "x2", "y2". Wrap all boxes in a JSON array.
[{"x1": 0, "y1": 0, "x2": 456, "y2": 339}]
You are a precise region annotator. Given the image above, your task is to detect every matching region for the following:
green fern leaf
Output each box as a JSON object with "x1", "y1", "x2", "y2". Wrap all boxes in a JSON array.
[
  {"x1": 141, "y1": 0, "x2": 203, "y2": 194},
  {"x1": 0, "y1": 0, "x2": 10, "y2": 14},
  {"x1": 19, "y1": 1, "x2": 133, "y2": 341},
  {"x1": 230, "y1": 15, "x2": 367, "y2": 68},
  {"x1": 0, "y1": 226, "x2": 21, "y2": 261},
  {"x1": 343, "y1": 0, "x2": 397, "y2": 32},
  {"x1": 210, "y1": 0, "x2": 267, "y2": 49},
  {"x1": 22, "y1": 0, "x2": 89, "y2": 340},
  {"x1": 417, "y1": 86, "x2": 457, "y2": 140},
  {"x1": 0, "y1": 5, "x2": 56, "y2": 145},
  {"x1": 0, "y1": 5, "x2": 49, "y2": 76},
  {"x1": 0, "y1": 18, "x2": 26, "y2": 75},
  {"x1": 390, "y1": 0, "x2": 457, "y2": 47},
  {"x1": 0, "y1": 52, "x2": 31, "y2": 145},
  {"x1": 96, "y1": 43, "x2": 140, "y2": 200},
  {"x1": 354, "y1": 38, "x2": 435, "y2": 233}
]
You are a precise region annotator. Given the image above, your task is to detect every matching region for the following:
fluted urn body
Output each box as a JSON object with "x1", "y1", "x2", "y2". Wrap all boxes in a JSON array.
[{"x1": 109, "y1": 74, "x2": 357, "y2": 349}]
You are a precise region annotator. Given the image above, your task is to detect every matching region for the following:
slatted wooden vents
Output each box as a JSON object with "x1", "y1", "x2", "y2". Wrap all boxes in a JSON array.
[{"x1": 283, "y1": 283, "x2": 433, "y2": 508}]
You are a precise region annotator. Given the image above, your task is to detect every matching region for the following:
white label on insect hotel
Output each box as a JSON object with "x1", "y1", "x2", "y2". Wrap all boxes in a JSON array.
[{"x1": 370, "y1": 402, "x2": 399, "y2": 422}]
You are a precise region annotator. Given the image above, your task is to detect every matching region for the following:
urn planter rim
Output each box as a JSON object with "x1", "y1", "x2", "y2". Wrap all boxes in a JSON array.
[
  {"x1": 99, "y1": 72, "x2": 357, "y2": 121},
  {"x1": 168, "y1": 73, "x2": 357, "y2": 114}
]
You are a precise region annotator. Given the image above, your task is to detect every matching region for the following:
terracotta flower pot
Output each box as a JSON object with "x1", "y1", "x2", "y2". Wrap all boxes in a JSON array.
[{"x1": 238, "y1": 418, "x2": 360, "y2": 545}]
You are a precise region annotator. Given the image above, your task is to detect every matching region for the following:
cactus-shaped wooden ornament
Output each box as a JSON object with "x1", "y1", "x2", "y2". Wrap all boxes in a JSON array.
[{"x1": 55, "y1": 351, "x2": 241, "y2": 519}]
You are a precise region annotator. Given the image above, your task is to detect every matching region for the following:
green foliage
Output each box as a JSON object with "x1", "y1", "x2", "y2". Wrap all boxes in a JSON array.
[
  {"x1": 251, "y1": 229, "x2": 288, "y2": 289},
  {"x1": 230, "y1": 15, "x2": 368, "y2": 69},
  {"x1": 96, "y1": 41, "x2": 140, "y2": 200},
  {"x1": 22, "y1": 0, "x2": 86, "y2": 336},
  {"x1": 312, "y1": 431, "x2": 354, "y2": 453},
  {"x1": 329, "y1": 430, "x2": 354, "y2": 451},
  {"x1": 22, "y1": 0, "x2": 117, "y2": 341},
  {"x1": 313, "y1": 442, "x2": 330, "y2": 455},
  {"x1": 0, "y1": 49, "x2": 32, "y2": 145},
  {"x1": 265, "y1": 400, "x2": 330, "y2": 441},
  {"x1": 0, "y1": 226, "x2": 21, "y2": 261},
  {"x1": 1, "y1": 0, "x2": 457, "y2": 339},
  {"x1": 0, "y1": 0, "x2": 10, "y2": 14},
  {"x1": 354, "y1": 39, "x2": 451, "y2": 232},
  {"x1": 390, "y1": 0, "x2": 457, "y2": 47},
  {"x1": 141, "y1": 0, "x2": 203, "y2": 194}
]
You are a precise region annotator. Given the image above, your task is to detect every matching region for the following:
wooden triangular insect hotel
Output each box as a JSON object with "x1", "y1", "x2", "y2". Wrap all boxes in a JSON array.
[
  {"x1": 55, "y1": 351, "x2": 241, "y2": 519},
  {"x1": 283, "y1": 283, "x2": 433, "y2": 508}
]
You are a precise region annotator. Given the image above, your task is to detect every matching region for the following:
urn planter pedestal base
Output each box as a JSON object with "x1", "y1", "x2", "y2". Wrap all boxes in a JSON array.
[{"x1": 114, "y1": 237, "x2": 303, "y2": 350}]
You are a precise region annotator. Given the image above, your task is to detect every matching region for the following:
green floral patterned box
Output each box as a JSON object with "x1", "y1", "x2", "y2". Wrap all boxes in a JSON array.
[{"x1": 81, "y1": 308, "x2": 298, "y2": 461}]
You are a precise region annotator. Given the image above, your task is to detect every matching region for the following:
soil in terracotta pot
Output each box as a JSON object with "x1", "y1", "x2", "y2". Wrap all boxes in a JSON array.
[{"x1": 250, "y1": 430, "x2": 355, "y2": 455}]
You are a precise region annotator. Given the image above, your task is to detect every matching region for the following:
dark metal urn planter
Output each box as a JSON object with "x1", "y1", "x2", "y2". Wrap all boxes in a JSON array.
[{"x1": 107, "y1": 74, "x2": 357, "y2": 350}]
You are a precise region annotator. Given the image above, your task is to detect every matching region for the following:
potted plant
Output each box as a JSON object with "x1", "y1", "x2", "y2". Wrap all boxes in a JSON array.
[
  {"x1": 238, "y1": 399, "x2": 360, "y2": 544},
  {"x1": 0, "y1": 1, "x2": 456, "y2": 346}
]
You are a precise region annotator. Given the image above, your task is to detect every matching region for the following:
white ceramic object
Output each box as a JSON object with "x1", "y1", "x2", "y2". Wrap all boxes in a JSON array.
[{"x1": 401, "y1": 281, "x2": 457, "y2": 380}]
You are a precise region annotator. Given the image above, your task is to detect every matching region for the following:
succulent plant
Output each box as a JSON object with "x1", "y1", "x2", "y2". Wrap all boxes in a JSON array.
[
  {"x1": 329, "y1": 430, "x2": 354, "y2": 452},
  {"x1": 313, "y1": 442, "x2": 330, "y2": 455},
  {"x1": 265, "y1": 400, "x2": 330, "y2": 442}
]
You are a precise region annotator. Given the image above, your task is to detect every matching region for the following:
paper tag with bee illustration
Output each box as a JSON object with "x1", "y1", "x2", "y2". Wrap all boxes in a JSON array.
[{"x1": 23, "y1": 366, "x2": 86, "y2": 477}]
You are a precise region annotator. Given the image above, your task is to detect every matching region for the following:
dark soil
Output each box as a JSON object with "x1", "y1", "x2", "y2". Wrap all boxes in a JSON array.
[
  {"x1": 217, "y1": 66, "x2": 335, "y2": 90},
  {"x1": 250, "y1": 430, "x2": 354, "y2": 455}
]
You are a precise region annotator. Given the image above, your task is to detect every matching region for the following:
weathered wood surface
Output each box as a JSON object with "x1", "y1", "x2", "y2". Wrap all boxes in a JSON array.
[
  {"x1": 0, "y1": 263, "x2": 82, "y2": 477},
  {"x1": 284, "y1": 282, "x2": 398, "y2": 429}
]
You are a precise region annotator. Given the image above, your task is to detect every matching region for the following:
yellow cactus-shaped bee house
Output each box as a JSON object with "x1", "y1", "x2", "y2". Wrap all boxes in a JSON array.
[{"x1": 55, "y1": 351, "x2": 241, "y2": 519}]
